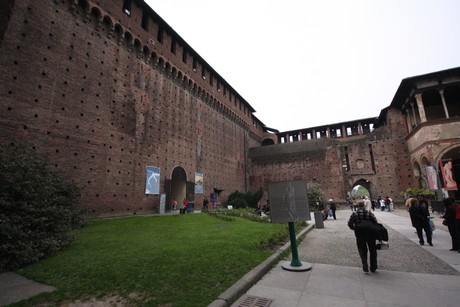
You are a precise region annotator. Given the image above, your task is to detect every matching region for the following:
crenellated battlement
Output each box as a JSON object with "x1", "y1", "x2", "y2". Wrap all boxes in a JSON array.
[{"x1": 67, "y1": 0, "x2": 265, "y2": 137}]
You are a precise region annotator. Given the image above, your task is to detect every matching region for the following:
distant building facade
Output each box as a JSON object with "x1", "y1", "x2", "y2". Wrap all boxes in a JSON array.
[
  {"x1": 1, "y1": 0, "x2": 459, "y2": 216},
  {"x1": 252, "y1": 68, "x2": 460, "y2": 203}
]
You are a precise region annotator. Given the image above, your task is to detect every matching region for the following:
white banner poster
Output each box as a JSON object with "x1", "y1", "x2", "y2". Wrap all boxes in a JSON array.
[{"x1": 145, "y1": 166, "x2": 160, "y2": 195}]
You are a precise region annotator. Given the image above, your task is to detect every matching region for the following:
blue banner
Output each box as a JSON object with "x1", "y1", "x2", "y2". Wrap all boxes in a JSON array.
[
  {"x1": 145, "y1": 166, "x2": 160, "y2": 195},
  {"x1": 195, "y1": 172, "x2": 204, "y2": 194}
]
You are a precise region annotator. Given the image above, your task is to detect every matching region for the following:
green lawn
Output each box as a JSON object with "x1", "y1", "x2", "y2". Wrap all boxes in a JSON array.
[{"x1": 14, "y1": 213, "x2": 289, "y2": 306}]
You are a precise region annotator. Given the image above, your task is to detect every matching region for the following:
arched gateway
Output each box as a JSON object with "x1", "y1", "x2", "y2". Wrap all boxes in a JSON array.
[{"x1": 165, "y1": 166, "x2": 195, "y2": 211}]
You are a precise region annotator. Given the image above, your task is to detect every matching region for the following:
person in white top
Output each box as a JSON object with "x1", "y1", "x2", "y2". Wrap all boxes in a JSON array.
[{"x1": 364, "y1": 196, "x2": 372, "y2": 211}]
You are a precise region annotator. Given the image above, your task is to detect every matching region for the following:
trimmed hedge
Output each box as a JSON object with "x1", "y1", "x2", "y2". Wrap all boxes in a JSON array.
[{"x1": 0, "y1": 145, "x2": 86, "y2": 270}]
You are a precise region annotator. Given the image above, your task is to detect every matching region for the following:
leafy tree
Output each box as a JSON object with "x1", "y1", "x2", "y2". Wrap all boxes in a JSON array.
[
  {"x1": 307, "y1": 182, "x2": 326, "y2": 211},
  {"x1": 0, "y1": 145, "x2": 86, "y2": 270}
]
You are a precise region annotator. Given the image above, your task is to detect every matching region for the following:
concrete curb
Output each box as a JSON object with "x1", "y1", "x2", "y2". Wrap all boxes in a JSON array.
[{"x1": 207, "y1": 223, "x2": 315, "y2": 307}]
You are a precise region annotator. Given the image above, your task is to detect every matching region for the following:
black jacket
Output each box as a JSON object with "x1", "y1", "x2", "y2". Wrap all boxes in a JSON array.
[{"x1": 409, "y1": 204, "x2": 430, "y2": 227}]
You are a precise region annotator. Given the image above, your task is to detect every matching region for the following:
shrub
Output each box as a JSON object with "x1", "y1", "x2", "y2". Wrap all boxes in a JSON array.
[
  {"x1": 219, "y1": 208, "x2": 270, "y2": 223},
  {"x1": 228, "y1": 188, "x2": 263, "y2": 209},
  {"x1": 228, "y1": 190, "x2": 245, "y2": 208},
  {"x1": 244, "y1": 187, "x2": 264, "y2": 208},
  {"x1": 0, "y1": 145, "x2": 86, "y2": 270},
  {"x1": 400, "y1": 187, "x2": 435, "y2": 199},
  {"x1": 229, "y1": 197, "x2": 248, "y2": 209}
]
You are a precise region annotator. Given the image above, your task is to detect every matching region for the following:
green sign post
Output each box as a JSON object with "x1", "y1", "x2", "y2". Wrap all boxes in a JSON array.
[{"x1": 268, "y1": 180, "x2": 312, "y2": 272}]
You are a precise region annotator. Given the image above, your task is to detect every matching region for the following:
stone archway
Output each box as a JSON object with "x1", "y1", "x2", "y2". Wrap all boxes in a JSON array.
[
  {"x1": 169, "y1": 166, "x2": 187, "y2": 210},
  {"x1": 351, "y1": 178, "x2": 380, "y2": 200},
  {"x1": 351, "y1": 179, "x2": 371, "y2": 198},
  {"x1": 413, "y1": 161, "x2": 422, "y2": 188},
  {"x1": 261, "y1": 138, "x2": 275, "y2": 146},
  {"x1": 420, "y1": 157, "x2": 431, "y2": 188}
]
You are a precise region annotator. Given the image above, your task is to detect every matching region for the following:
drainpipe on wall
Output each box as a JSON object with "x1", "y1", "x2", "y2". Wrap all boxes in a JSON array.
[{"x1": 244, "y1": 130, "x2": 248, "y2": 192}]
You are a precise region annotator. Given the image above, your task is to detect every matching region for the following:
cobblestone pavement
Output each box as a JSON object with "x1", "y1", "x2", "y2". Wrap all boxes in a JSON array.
[{"x1": 297, "y1": 209, "x2": 459, "y2": 275}]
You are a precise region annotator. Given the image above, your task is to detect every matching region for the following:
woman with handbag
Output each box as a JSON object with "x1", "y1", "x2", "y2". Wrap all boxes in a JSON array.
[
  {"x1": 347, "y1": 201, "x2": 379, "y2": 273},
  {"x1": 442, "y1": 198, "x2": 460, "y2": 251}
]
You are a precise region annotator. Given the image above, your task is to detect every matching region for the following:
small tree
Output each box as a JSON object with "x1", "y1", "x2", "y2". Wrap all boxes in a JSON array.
[
  {"x1": 307, "y1": 182, "x2": 326, "y2": 211},
  {"x1": 0, "y1": 145, "x2": 86, "y2": 270}
]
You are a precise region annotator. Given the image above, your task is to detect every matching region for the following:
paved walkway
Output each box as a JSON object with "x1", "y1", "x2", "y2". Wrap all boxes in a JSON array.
[
  {"x1": 2, "y1": 209, "x2": 460, "y2": 306},
  {"x1": 229, "y1": 210, "x2": 460, "y2": 307}
]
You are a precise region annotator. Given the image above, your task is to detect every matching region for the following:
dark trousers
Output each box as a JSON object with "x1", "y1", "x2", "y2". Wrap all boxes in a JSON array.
[
  {"x1": 355, "y1": 233, "x2": 377, "y2": 270},
  {"x1": 447, "y1": 225, "x2": 460, "y2": 250},
  {"x1": 331, "y1": 208, "x2": 336, "y2": 220},
  {"x1": 415, "y1": 222, "x2": 432, "y2": 245}
]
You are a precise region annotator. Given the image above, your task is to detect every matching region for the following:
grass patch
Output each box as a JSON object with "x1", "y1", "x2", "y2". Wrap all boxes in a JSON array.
[{"x1": 14, "y1": 213, "x2": 291, "y2": 306}]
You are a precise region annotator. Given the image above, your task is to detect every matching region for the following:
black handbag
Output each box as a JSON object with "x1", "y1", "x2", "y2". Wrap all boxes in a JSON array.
[{"x1": 375, "y1": 223, "x2": 388, "y2": 241}]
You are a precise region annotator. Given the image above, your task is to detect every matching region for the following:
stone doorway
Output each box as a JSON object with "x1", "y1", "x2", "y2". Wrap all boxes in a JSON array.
[{"x1": 166, "y1": 166, "x2": 187, "y2": 211}]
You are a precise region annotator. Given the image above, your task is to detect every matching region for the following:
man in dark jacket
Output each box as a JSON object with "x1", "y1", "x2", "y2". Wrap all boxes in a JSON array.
[
  {"x1": 329, "y1": 198, "x2": 337, "y2": 220},
  {"x1": 409, "y1": 198, "x2": 433, "y2": 246},
  {"x1": 348, "y1": 201, "x2": 378, "y2": 272},
  {"x1": 442, "y1": 198, "x2": 459, "y2": 251}
]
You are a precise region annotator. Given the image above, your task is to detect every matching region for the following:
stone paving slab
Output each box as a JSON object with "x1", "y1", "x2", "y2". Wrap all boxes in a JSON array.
[{"x1": 0, "y1": 272, "x2": 55, "y2": 306}]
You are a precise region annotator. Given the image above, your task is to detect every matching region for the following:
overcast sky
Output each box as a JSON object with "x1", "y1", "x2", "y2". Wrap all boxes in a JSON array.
[{"x1": 145, "y1": 0, "x2": 460, "y2": 132}]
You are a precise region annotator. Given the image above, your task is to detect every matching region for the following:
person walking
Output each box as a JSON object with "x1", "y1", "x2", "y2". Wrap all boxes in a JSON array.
[
  {"x1": 171, "y1": 198, "x2": 177, "y2": 212},
  {"x1": 364, "y1": 196, "x2": 372, "y2": 211},
  {"x1": 202, "y1": 196, "x2": 209, "y2": 211},
  {"x1": 405, "y1": 197, "x2": 417, "y2": 229},
  {"x1": 347, "y1": 197, "x2": 354, "y2": 211},
  {"x1": 348, "y1": 201, "x2": 379, "y2": 273},
  {"x1": 409, "y1": 198, "x2": 433, "y2": 246},
  {"x1": 385, "y1": 196, "x2": 392, "y2": 212},
  {"x1": 417, "y1": 194, "x2": 429, "y2": 212},
  {"x1": 442, "y1": 198, "x2": 460, "y2": 251},
  {"x1": 328, "y1": 198, "x2": 337, "y2": 220},
  {"x1": 379, "y1": 197, "x2": 386, "y2": 211}
]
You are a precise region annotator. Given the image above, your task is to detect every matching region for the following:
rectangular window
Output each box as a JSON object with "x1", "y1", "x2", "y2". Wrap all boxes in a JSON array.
[
  {"x1": 171, "y1": 40, "x2": 176, "y2": 54},
  {"x1": 123, "y1": 0, "x2": 132, "y2": 16},
  {"x1": 157, "y1": 26, "x2": 163, "y2": 43},
  {"x1": 141, "y1": 10, "x2": 149, "y2": 30},
  {"x1": 192, "y1": 58, "x2": 197, "y2": 71},
  {"x1": 369, "y1": 144, "x2": 376, "y2": 172},
  {"x1": 182, "y1": 49, "x2": 187, "y2": 63},
  {"x1": 343, "y1": 146, "x2": 350, "y2": 171}
]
